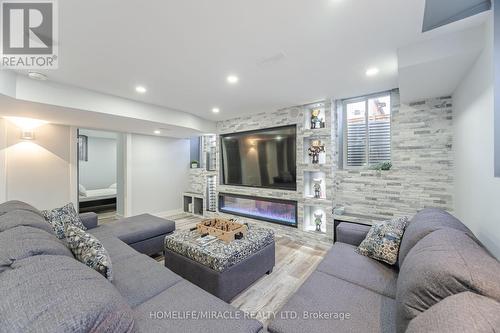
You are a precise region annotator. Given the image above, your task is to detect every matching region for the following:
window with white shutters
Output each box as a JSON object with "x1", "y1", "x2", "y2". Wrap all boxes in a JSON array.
[{"x1": 343, "y1": 93, "x2": 391, "y2": 168}]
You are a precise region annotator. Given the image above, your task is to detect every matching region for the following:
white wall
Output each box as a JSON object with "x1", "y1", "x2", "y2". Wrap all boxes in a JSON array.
[
  {"x1": 79, "y1": 136, "x2": 117, "y2": 190},
  {"x1": 495, "y1": 0, "x2": 500, "y2": 177},
  {"x1": 453, "y1": 18, "x2": 500, "y2": 259},
  {"x1": 2, "y1": 121, "x2": 73, "y2": 210},
  {"x1": 129, "y1": 134, "x2": 189, "y2": 215},
  {"x1": 0, "y1": 119, "x2": 6, "y2": 203}
]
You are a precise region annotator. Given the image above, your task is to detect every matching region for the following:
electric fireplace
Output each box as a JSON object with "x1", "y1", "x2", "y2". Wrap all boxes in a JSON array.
[{"x1": 218, "y1": 193, "x2": 298, "y2": 227}]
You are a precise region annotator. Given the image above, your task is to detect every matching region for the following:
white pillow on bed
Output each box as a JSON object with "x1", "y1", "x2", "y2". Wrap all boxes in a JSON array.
[
  {"x1": 109, "y1": 183, "x2": 117, "y2": 189},
  {"x1": 79, "y1": 184, "x2": 87, "y2": 197}
]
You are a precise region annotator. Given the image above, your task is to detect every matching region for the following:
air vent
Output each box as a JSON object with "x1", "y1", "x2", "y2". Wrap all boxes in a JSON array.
[{"x1": 257, "y1": 52, "x2": 286, "y2": 67}]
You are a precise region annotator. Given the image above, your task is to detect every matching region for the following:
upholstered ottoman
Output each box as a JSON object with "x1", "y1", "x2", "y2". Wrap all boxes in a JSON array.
[
  {"x1": 164, "y1": 226, "x2": 275, "y2": 302},
  {"x1": 99, "y1": 214, "x2": 175, "y2": 255}
]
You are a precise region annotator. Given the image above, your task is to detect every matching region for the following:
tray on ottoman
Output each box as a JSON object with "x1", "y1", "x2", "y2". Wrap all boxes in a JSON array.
[{"x1": 164, "y1": 225, "x2": 275, "y2": 302}]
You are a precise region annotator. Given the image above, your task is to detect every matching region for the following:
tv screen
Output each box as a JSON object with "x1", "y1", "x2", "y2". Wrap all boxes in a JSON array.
[{"x1": 221, "y1": 125, "x2": 296, "y2": 190}]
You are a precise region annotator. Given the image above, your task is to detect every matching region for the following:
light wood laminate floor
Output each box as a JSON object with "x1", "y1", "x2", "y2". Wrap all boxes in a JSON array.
[{"x1": 162, "y1": 213, "x2": 332, "y2": 327}]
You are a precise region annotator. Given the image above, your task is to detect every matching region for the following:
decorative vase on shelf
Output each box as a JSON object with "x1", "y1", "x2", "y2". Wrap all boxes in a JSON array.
[
  {"x1": 314, "y1": 212, "x2": 323, "y2": 232},
  {"x1": 312, "y1": 178, "x2": 322, "y2": 199},
  {"x1": 308, "y1": 140, "x2": 325, "y2": 164}
]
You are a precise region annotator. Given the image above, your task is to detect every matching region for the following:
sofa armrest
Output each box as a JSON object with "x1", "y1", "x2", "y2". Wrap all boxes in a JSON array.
[
  {"x1": 336, "y1": 222, "x2": 371, "y2": 246},
  {"x1": 79, "y1": 212, "x2": 98, "y2": 230}
]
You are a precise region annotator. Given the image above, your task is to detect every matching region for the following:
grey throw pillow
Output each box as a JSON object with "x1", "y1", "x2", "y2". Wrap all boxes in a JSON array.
[
  {"x1": 356, "y1": 216, "x2": 409, "y2": 265},
  {"x1": 64, "y1": 224, "x2": 112, "y2": 281},
  {"x1": 41, "y1": 202, "x2": 86, "y2": 239}
]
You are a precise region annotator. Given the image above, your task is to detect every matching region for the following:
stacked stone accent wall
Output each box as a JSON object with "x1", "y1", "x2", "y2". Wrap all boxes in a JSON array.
[
  {"x1": 334, "y1": 94, "x2": 454, "y2": 219},
  {"x1": 187, "y1": 90, "x2": 455, "y2": 242}
]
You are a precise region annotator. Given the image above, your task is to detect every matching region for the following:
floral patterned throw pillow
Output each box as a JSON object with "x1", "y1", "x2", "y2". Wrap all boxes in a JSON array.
[
  {"x1": 41, "y1": 202, "x2": 86, "y2": 239},
  {"x1": 64, "y1": 224, "x2": 112, "y2": 281},
  {"x1": 356, "y1": 216, "x2": 409, "y2": 265}
]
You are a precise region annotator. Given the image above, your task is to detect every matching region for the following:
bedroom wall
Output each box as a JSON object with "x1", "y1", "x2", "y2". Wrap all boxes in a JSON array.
[
  {"x1": 453, "y1": 17, "x2": 500, "y2": 259},
  {"x1": 129, "y1": 134, "x2": 189, "y2": 215},
  {"x1": 2, "y1": 121, "x2": 72, "y2": 210},
  {"x1": 79, "y1": 136, "x2": 117, "y2": 190}
]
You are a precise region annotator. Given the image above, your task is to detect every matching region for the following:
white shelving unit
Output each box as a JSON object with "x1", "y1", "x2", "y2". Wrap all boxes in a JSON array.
[
  {"x1": 298, "y1": 101, "x2": 335, "y2": 238},
  {"x1": 183, "y1": 192, "x2": 204, "y2": 217},
  {"x1": 206, "y1": 175, "x2": 217, "y2": 212}
]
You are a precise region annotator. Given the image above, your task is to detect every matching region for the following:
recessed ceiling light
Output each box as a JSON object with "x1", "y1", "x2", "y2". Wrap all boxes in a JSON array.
[
  {"x1": 226, "y1": 75, "x2": 239, "y2": 84},
  {"x1": 212, "y1": 107, "x2": 220, "y2": 114},
  {"x1": 154, "y1": 130, "x2": 161, "y2": 135},
  {"x1": 365, "y1": 68, "x2": 380, "y2": 77},
  {"x1": 28, "y1": 72, "x2": 48, "y2": 81},
  {"x1": 135, "y1": 86, "x2": 147, "y2": 93}
]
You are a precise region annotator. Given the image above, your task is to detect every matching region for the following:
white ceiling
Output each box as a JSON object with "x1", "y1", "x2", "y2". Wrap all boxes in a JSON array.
[{"x1": 17, "y1": 0, "x2": 489, "y2": 121}]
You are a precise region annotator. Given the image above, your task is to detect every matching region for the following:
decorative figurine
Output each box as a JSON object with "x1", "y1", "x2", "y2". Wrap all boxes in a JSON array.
[
  {"x1": 314, "y1": 212, "x2": 323, "y2": 232},
  {"x1": 312, "y1": 178, "x2": 322, "y2": 199},
  {"x1": 308, "y1": 140, "x2": 325, "y2": 164},
  {"x1": 310, "y1": 109, "x2": 325, "y2": 129}
]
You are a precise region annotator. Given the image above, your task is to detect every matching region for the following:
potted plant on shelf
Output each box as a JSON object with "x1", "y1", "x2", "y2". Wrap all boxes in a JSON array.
[
  {"x1": 370, "y1": 161, "x2": 392, "y2": 175},
  {"x1": 190, "y1": 160, "x2": 199, "y2": 169}
]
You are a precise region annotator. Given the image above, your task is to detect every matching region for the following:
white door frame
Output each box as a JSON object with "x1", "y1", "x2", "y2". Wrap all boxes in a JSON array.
[
  {"x1": 69, "y1": 127, "x2": 79, "y2": 208},
  {"x1": 72, "y1": 128, "x2": 130, "y2": 215}
]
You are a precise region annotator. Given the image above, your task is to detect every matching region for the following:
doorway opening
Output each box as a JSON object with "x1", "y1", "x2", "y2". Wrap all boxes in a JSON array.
[{"x1": 77, "y1": 129, "x2": 123, "y2": 223}]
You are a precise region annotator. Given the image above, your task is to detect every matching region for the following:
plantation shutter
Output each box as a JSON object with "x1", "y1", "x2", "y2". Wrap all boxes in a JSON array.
[
  {"x1": 346, "y1": 101, "x2": 367, "y2": 167},
  {"x1": 367, "y1": 96, "x2": 391, "y2": 165},
  {"x1": 344, "y1": 94, "x2": 391, "y2": 168}
]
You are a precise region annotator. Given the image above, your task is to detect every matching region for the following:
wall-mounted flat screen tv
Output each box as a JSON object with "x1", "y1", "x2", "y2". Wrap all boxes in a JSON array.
[{"x1": 220, "y1": 125, "x2": 296, "y2": 190}]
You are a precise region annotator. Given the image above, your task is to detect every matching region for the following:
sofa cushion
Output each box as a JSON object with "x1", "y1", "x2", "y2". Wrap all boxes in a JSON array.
[
  {"x1": 0, "y1": 200, "x2": 43, "y2": 217},
  {"x1": 317, "y1": 242, "x2": 398, "y2": 298},
  {"x1": 64, "y1": 224, "x2": 113, "y2": 281},
  {"x1": 357, "y1": 216, "x2": 409, "y2": 265},
  {"x1": 268, "y1": 271, "x2": 396, "y2": 333},
  {"x1": 107, "y1": 214, "x2": 175, "y2": 244},
  {"x1": 111, "y1": 254, "x2": 182, "y2": 307},
  {"x1": 0, "y1": 255, "x2": 134, "y2": 333},
  {"x1": 133, "y1": 280, "x2": 263, "y2": 333},
  {"x1": 90, "y1": 229, "x2": 139, "y2": 263},
  {"x1": 396, "y1": 228, "x2": 500, "y2": 332},
  {"x1": 406, "y1": 292, "x2": 500, "y2": 333},
  {"x1": 0, "y1": 209, "x2": 54, "y2": 234},
  {"x1": 42, "y1": 202, "x2": 87, "y2": 239},
  {"x1": 336, "y1": 222, "x2": 371, "y2": 246},
  {"x1": 0, "y1": 226, "x2": 73, "y2": 273},
  {"x1": 398, "y1": 208, "x2": 472, "y2": 265}
]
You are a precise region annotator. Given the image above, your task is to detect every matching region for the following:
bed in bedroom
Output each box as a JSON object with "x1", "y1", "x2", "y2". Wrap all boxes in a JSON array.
[{"x1": 79, "y1": 184, "x2": 117, "y2": 213}]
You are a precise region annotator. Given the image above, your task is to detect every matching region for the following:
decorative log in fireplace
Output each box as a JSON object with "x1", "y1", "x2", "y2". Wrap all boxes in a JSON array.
[{"x1": 218, "y1": 192, "x2": 298, "y2": 228}]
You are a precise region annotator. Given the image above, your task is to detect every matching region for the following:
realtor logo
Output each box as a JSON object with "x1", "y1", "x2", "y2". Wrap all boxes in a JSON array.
[{"x1": 1, "y1": 0, "x2": 58, "y2": 69}]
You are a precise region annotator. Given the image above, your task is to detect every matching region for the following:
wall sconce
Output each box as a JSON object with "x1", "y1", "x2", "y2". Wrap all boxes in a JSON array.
[
  {"x1": 20, "y1": 130, "x2": 35, "y2": 140},
  {"x1": 5, "y1": 116, "x2": 48, "y2": 141}
]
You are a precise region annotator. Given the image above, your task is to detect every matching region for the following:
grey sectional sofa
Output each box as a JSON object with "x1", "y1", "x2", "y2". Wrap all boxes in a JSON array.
[
  {"x1": 0, "y1": 200, "x2": 263, "y2": 333},
  {"x1": 268, "y1": 208, "x2": 500, "y2": 333}
]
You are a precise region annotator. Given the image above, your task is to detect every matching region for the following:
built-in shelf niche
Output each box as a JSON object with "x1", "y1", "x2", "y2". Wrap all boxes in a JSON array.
[
  {"x1": 206, "y1": 175, "x2": 217, "y2": 212},
  {"x1": 304, "y1": 171, "x2": 327, "y2": 199},
  {"x1": 303, "y1": 205, "x2": 327, "y2": 233},
  {"x1": 183, "y1": 192, "x2": 204, "y2": 217},
  {"x1": 303, "y1": 137, "x2": 327, "y2": 165},
  {"x1": 305, "y1": 103, "x2": 326, "y2": 130}
]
